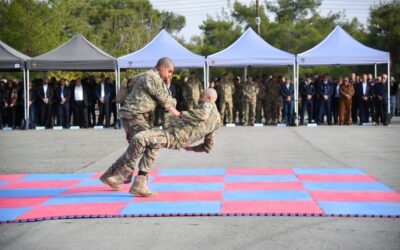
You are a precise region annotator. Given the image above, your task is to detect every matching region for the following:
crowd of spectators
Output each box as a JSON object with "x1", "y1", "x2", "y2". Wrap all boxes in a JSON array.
[
  {"x1": 0, "y1": 74, "x2": 117, "y2": 129},
  {"x1": 1, "y1": 71, "x2": 399, "y2": 129}
]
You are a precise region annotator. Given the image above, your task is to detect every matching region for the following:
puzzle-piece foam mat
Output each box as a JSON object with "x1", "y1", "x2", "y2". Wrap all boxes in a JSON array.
[{"x1": 0, "y1": 168, "x2": 399, "y2": 223}]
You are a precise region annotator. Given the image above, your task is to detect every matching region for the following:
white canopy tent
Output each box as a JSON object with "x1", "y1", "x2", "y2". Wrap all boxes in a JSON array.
[
  {"x1": 118, "y1": 29, "x2": 206, "y2": 86},
  {"x1": 206, "y1": 27, "x2": 297, "y2": 122},
  {"x1": 297, "y1": 25, "x2": 391, "y2": 118}
]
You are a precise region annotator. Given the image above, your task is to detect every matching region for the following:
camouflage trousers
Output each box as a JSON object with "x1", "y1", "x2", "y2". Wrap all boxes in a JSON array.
[
  {"x1": 113, "y1": 130, "x2": 180, "y2": 172},
  {"x1": 264, "y1": 100, "x2": 280, "y2": 124},
  {"x1": 255, "y1": 100, "x2": 264, "y2": 123},
  {"x1": 242, "y1": 100, "x2": 256, "y2": 125},
  {"x1": 220, "y1": 99, "x2": 233, "y2": 123},
  {"x1": 115, "y1": 115, "x2": 158, "y2": 170}
]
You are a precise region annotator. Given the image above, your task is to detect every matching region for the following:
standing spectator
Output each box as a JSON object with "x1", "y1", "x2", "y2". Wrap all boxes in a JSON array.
[
  {"x1": 357, "y1": 74, "x2": 372, "y2": 124},
  {"x1": 242, "y1": 75, "x2": 258, "y2": 126},
  {"x1": 86, "y1": 76, "x2": 97, "y2": 127},
  {"x1": 389, "y1": 76, "x2": 398, "y2": 118},
  {"x1": 339, "y1": 77, "x2": 354, "y2": 125},
  {"x1": 368, "y1": 73, "x2": 376, "y2": 124},
  {"x1": 15, "y1": 79, "x2": 24, "y2": 127},
  {"x1": 37, "y1": 76, "x2": 53, "y2": 128},
  {"x1": 182, "y1": 71, "x2": 203, "y2": 110},
  {"x1": 281, "y1": 77, "x2": 294, "y2": 125},
  {"x1": 96, "y1": 74, "x2": 112, "y2": 127},
  {"x1": 299, "y1": 74, "x2": 315, "y2": 125},
  {"x1": 71, "y1": 78, "x2": 88, "y2": 128},
  {"x1": 110, "y1": 80, "x2": 117, "y2": 127},
  {"x1": 331, "y1": 77, "x2": 342, "y2": 125},
  {"x1": 255, "y1": 76, "x2": 265, "y2": 124},
  {"x1": 28, "y1": 81, "x2": 36, "y2": 129},
  {"x1": 4, "y1": 81, "x2": 18, "y2": 128},
  {"x1": 318, "y1": 75, "x2": 333, "y2": 125},
  {"x1": 171, "y1": 76, "x2": 184, "y2": 111},
  {"x1": 218, "y1": 73, "x2": 235, "y2": 124},
  {"x1": 351, "y1": 73, "x2": 359, "y2": 124},
  {"x1": 233, "y1": 76, "x2": 243, "y2": 124},
  {"x1": 0, "y1": 80, "x2": 5, "y2": 128},
  {"x1": 313, "y1": 75, "x2": 322, "y2": 123},
  {"x1": 373, "y1": 75, "x2": 388, "y2": 125},
  {"x1": 55, "y1": 78, "x2": 71, "y2": 128}
]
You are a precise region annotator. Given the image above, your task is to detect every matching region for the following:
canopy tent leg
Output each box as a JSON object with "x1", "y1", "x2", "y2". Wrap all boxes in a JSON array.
[
  {"x1": 114, "y1": 68, "x2": 121, "y2": 129},
  {"x1": 22, "y1": 69, "x2": 28, "y2": 130},
  {"x1": 206, "y1": 65, "x2": 210, "y2": 89},
  {"x1": 203, "y1": 62, "x2": 207, "y2": 90},
  {"x1": 374, "y1": 64, "x2": 378, "y2": 78},
  {"x1": 294, "y1": 61, "x2": 299, "y2": 126},
  {"x1": 387, "y1": 59, "x2": 391, "y2": 124}
]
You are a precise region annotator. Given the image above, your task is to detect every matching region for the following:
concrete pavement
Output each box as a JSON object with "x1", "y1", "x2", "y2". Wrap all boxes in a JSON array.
[{"x1": 0, "y1": 119, "x2": 399, "y2": 250}]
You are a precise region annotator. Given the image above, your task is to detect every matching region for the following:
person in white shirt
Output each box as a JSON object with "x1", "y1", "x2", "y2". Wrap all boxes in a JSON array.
[{"x1": 72, "y1": 77, "x2": 88, "y2": 128}]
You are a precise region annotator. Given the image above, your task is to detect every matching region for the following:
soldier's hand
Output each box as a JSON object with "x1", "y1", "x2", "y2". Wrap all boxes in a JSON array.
[{"x1": 167, "y1": 107, "x2": 181, "y2": 118}]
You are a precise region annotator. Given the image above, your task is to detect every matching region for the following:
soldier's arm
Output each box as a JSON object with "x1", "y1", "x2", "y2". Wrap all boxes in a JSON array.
[
  {"x1": 147, "y1": 76, "x2": 174, "y2": 109},
  {"x1": 181, "y1": 103, "x2": 212, "y2": 123}
]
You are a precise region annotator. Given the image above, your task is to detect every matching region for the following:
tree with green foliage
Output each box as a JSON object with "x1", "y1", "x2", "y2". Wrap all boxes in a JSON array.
[{"x1": 368, "y1": 0, "x2": 400, "y2": 74}]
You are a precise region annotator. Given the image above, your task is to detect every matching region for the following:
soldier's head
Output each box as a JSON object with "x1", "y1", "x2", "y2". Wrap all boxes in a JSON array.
[
  {"x1": 155, "y1": 57, "x2": 174, "y2": 82},
  {"x1": 246, "y1": 75, "x2": 253, "y2": 82},
  {"x1": 223, "y1": 73, "x2": 229, "y2": 81},
  {"x1": 190, "y1": 71, "x2": 196, "y2": 79},
  {"x1": 200, "y1": 88, "x2": 218, "y2": 103}
]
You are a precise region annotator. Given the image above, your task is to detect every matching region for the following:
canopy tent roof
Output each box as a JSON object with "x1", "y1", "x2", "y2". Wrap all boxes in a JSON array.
[
  {"x1": 27, "y1": 34, "x2": 117, "y2": 71},
  {"x1": 0, "y1": 41, "x2": 31, "y2": 70},
  {"x1": 297, "y1": 26, "x2": 389, "y2": 66},
  {"x1": 118, "y1": 30, "x2": 205, "y2": 69},
  {"x1": 207, "y1": 27, "x2": 295, "y2": 67}
]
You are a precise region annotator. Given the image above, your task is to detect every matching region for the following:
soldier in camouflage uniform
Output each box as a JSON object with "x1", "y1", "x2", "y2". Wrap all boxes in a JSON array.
[
  {"x1": 232, "y1": 76, "x2": 243, "y2": 124},
  {"x1": 264, "y1": 76, "x2": 283, "y2": 124},
  {"x1": 182, "y1": 71, "x2": 203, "y2": 110},
  {"x1": 242, "y1": 75, "x2": 259, "y2": 126},
  {"x1": 100, "y1": 57, "x2": 181, "y2": 190},
  {"x1": 255, "y1": 76, "x2": 266, "y2": 123},
  {"x1": 113, "y1": 88, "x2": 222, "y2": 197},
  {"x1": 218, "y1": 73, "x2": 235, "y2": 124}
]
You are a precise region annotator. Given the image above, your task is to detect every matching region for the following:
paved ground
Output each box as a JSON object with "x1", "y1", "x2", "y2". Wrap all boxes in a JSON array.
[{"x1": 0, "y1": 119, "x2": 399, "y2": 250}]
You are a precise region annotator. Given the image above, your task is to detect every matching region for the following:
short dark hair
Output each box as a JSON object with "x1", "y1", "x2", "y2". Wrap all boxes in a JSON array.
[{"x1": 155, "y1": 57, "x2": 174, "y2": 68}]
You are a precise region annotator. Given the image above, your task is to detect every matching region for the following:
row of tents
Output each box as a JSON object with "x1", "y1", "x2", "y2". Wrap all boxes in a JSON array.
[{"x1": 0, "y1": 25, "x2": 391, "y2": 127}]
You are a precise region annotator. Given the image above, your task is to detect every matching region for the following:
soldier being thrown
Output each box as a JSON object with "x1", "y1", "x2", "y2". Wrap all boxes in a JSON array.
[{"x1": 102, "y1": 88, "x2": 222, "y2": 197}]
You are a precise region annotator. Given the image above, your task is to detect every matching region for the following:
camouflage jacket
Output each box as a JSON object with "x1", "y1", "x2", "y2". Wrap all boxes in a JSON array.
[
  {"x1": 168, "y1": 101, "x2": 222, "y2": 152},
  {"x1": 218, "y1": 80, "x2": 235, "y2": 101},
  {"x1": 119, "y1": 69, "x2": 174, "y2": 118},
  {"x1": 265, "y1": 81, "x2": 282, "y2": 102},
  {"x1": 183, "y1": 79, "x2": 203, "y2": 102},
  {"x1": 242, "y1": 81, "x2": 259, "y2": 101}
]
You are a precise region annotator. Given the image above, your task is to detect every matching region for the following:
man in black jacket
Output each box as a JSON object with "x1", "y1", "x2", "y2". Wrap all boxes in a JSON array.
[
  {"x1": 357, "y1": 74, "x2": 372, "y2": 124},
  {"x1": 71, "y1": 77, "x2": 88, "y2": 128},
  {"x1": 373, "y1": 75, "x2": 388, "y2": 125},
  {"x1": 55, "y1": 78, "x2": 71, "y2": 128},
  {"x1": 299, "y1": 74, "x2": 315, "y2": 125},
  {"x1": 37, "y1": 76, "x2": 53, "y2": 128},
  {"x1": 318, "y1": 75, "x2": 333, "y2": 125}
]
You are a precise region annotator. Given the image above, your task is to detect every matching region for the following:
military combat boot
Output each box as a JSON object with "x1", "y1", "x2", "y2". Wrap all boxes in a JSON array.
[
  {"x1": 129, "y1": 175, "x2": 157, "y2": 197},
  {"x1": 100, "y1": 164, "x2": 133, "y2": 191}
]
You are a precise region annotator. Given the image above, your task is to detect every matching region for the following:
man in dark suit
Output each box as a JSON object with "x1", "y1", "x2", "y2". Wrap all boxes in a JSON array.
[
  {"x1": 281, "y1": 77, "x2": 294, "y2": 125},
  {"x1": 71, "y1": 77, "x2": 88, "y2": 128},
  {"x1": 373, "y1": 75, "x2": 388, "y2": 125},
  {"x1": 331, "y1": 77, "x2": 342, "y2": 125},
  {"x1": 351, "y1": 73, "x2": 360, "y2": 124},
  {"x1": 299, "y1": 74, "x2": 315, "y2": 125},
  {"x1": 55, "y1": 78, "x2": 71, "y2": 128},
  {"x1": 96, "y1": 74, "x2": 112, "y2": 127},
  {"x1": 357, "y1": 74, "x2": 372, "y2": 124},
  {"x1": 28, "y1": 81, "x2": 36, "y2": 129},
  {"x1": 37, "y1": 76, "x2": 54, "y2": 128},
  {"x1": 85, "y1": 76, "x2": 97, "y2": 127},
  {"x1": 318, "y1": 75, "x2": 333, "y2": 125}
]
